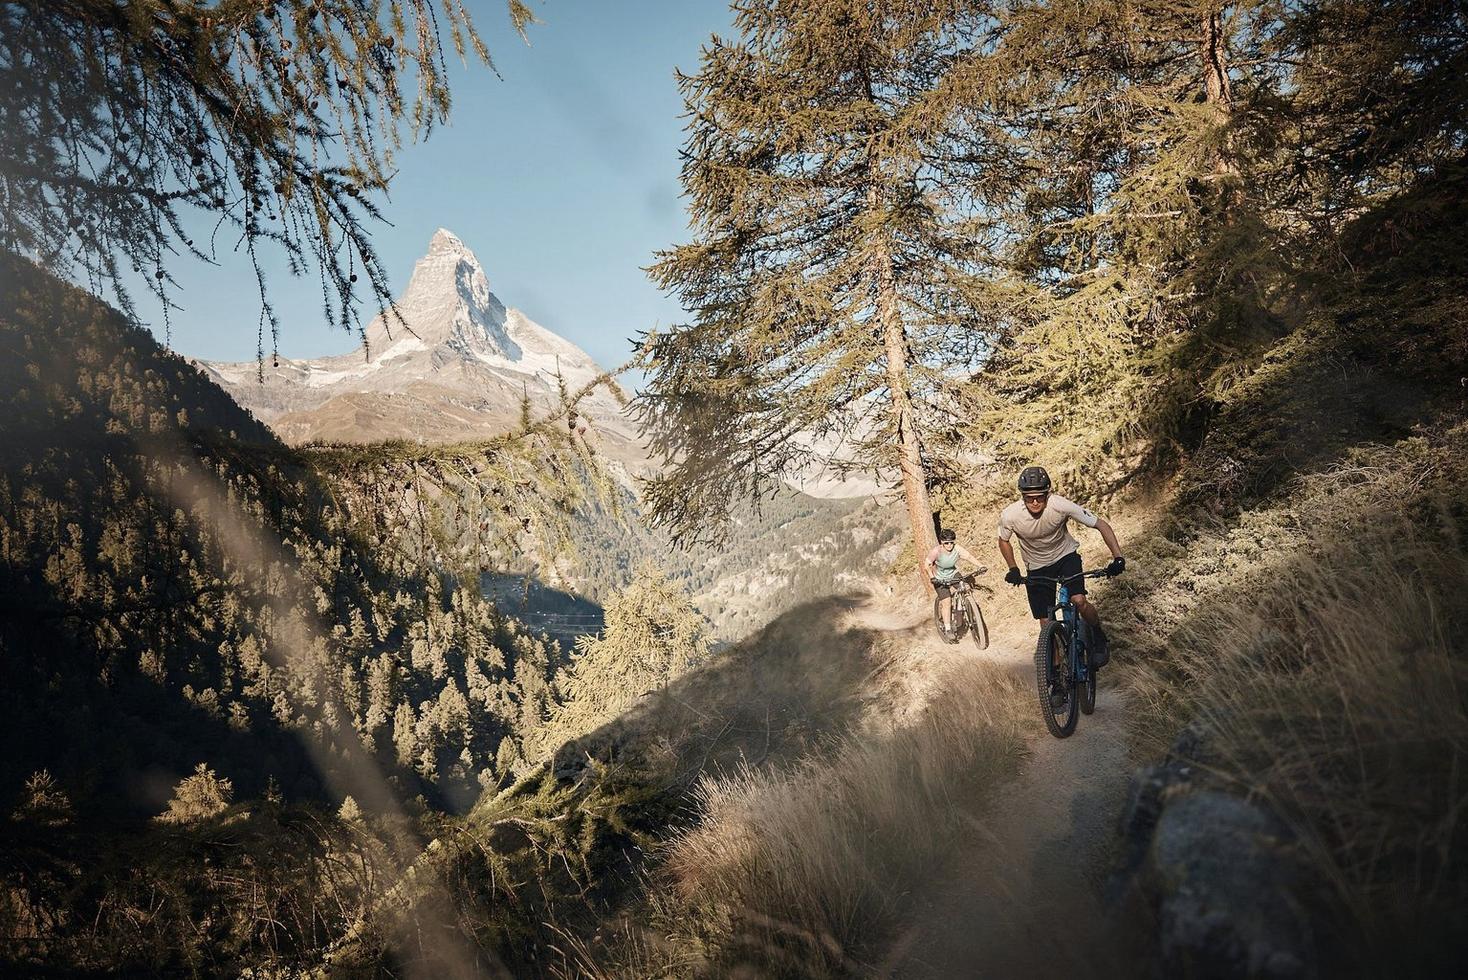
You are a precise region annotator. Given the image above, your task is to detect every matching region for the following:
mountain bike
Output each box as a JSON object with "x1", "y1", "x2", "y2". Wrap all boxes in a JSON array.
[
  {"x1": 1023, "y1": 569, "x2": 1110, "y2": 738},
  {"x1": 931, "y1": 572, "x2": 989, "y2": 650}
]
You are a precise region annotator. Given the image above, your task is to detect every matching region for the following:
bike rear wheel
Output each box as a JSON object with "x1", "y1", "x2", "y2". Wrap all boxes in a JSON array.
[
  {"x1": 963, "y1": 596, "x2": 988, "y2": 651},
  {"x1": 1035, "y1": 622, "x2": 1078, "y2": 738}
]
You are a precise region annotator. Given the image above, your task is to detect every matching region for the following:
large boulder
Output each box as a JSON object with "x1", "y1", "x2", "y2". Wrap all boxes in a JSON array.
[{"x1": 1144, "y1": 790, "x2": 1314, "y2": 978}]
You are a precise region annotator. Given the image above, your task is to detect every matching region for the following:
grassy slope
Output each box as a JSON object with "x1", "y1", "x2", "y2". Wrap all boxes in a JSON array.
[
  {"x1": 553, "y1": 602, "x2": 1028, "y2": 979},
  {"x1": 341, "y1": 591, "x2": 1030, "y2": 978},
  {"x1": 1101, "y1": 165, "x2": 1468, "y2": 972}
]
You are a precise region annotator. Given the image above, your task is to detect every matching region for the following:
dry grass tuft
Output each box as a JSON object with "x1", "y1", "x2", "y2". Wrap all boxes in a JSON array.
[
  {"x1": 650, "y1": 657, "x2": 1028, "y2": 977},
  {"x1": 1122, "y1": 429, "x2": 1468, "y2": 971}
]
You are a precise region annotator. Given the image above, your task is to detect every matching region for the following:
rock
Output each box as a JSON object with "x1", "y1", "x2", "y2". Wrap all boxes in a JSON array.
[
  {"x1": 1146, "y1": 790, "x2": 1314, "y2": 979},
  {"x1": 1109, "y1": 725, "x2": 1315, "y2": 977},
  {"x1": 1111, "y1": 724, "x2": 1208, "y2": 896}
]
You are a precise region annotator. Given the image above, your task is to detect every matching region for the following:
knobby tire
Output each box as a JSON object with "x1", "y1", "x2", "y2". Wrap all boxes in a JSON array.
[
  {"x1": 964, "y1": 596, "x2": 988, "y2": 651},
  {"x1": 1079, "y1": 626, "x2": 1097, "y2": 716},
  {"x1": 1035, "y1": 621, "x2": 1078, "y2": 738}
]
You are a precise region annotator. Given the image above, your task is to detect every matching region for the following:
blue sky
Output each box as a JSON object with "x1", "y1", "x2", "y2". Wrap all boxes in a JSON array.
[{"x1": 126, "y1": 0, "x2": 736, "y2": 379}]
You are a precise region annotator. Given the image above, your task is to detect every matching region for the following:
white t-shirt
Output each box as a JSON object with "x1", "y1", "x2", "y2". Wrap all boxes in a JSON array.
[{"x1": 996, "y1": 494, "x2": 1099, "y2": 568}]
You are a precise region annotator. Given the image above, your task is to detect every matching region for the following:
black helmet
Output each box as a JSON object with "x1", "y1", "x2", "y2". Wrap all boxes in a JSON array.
[
  {"x1": 1017, "y1": 466, "x2": 1051, "y2": 493},
  {"x1": 938, "y1": 528, "x2": 956, "y2": 542}
]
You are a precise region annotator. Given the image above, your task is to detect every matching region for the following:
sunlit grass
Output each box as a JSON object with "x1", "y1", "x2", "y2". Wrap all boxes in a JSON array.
[
  {"x1": 561, "y1": 654, "x2": 1029, "y2": 978},
  {"x1": 1122, "y1": 430, "x2": 1468, "y2": 971}
]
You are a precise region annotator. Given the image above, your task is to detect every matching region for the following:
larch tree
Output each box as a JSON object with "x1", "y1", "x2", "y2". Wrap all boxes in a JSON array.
[
  {"x1": 964, "y1": 0, "x2": 1468, "y2": 491},
  {"x1": 636, "y1": 0, "x2": 1009, "y2": 577},
  {"x1": 0, "y1": 0, "x2": 534, "y2": 358},
  {"x1": 541, "y1": 563, "x2": 711, "y2": 752},
  {"x1": 962, "y1": 0, "x2": 1294, "y2": 487}
]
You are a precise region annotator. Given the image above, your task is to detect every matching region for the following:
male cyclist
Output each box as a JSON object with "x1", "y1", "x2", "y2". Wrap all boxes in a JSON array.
[
  {"x1": 997, "y1": 466, "x2": 1125, "y2": 666},
  {"x1": 925, "y1": 528, "x2": 985, "y2": 640}
]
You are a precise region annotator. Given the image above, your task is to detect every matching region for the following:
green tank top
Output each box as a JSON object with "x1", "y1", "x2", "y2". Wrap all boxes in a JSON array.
[{"x1": 934, "y1": 547, "x2": 960, "y2": 582}]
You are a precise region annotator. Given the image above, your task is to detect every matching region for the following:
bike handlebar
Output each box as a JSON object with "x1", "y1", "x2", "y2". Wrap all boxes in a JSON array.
[
  {"x1": 931, "y1": 571, "x2": 981, "y2": 586},
  {"x1": 1021, "y1": 569, "x2": 1114, "y2": 586}
]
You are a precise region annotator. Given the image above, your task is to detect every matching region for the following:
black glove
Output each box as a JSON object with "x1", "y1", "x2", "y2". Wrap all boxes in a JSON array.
[
  {"x1": 1005, "y1": 567, "x2": 1024, "y2": 586},
  {"x1": 1105, "y1": 556, "x2": 1126, "y2": 577}
]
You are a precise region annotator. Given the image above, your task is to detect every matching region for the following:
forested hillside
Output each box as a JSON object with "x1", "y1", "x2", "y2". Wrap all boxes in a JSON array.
[
  {"x1": 0, "y1": 252, "x2": 639, "y2": 971},
  {"x1": 573, "y1": 485, "x2": 900, "y2": 640}
]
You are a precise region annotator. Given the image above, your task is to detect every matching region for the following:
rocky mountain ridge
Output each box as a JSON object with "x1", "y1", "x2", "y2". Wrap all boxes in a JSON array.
[{"x1": 199, "y1": 229, "x2": 643, "y2": 467}]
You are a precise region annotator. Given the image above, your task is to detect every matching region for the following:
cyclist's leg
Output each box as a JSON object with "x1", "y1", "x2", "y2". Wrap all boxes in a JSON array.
[
  {"x1": 1060, "y1": 553, "x2": 1100, "y2": 626},
  {"x1": 1024, "y1": 561, "x2": 1057, "y2": 624},
  {"x1": 936, "y1": 583, "x2": 954, "y2": 631},
  {"x1": 1023, "y1": 569, "x2": 1061, "y2": 674},
  {"x1": 1062, "y1": 553, "x2": 1110, "y2": 662},
  {"x1": 1072, "y1": 592, "x2": 1100, "y2": 626}
]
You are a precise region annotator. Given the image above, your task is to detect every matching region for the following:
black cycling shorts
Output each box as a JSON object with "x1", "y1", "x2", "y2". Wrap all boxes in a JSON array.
[
  {"x1": 1025, "y1": 551, "x2": 1085, "y2": 620},
  {"x1": 934, "y1": 580, "x2": 958, "y2": 599}
]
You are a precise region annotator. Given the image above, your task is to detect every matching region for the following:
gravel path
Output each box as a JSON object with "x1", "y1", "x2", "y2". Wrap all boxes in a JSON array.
[{"x1": 873, "y1": 595, "x2": 1137, "y2": 978}]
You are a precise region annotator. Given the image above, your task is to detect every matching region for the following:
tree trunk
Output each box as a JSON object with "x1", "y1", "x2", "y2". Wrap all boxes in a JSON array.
[
  {"x1": 1202, "y1": 8, "x2": 1239, "y2": 181},
  {"x1": 870, "y1": 188, "x2": 938, "y2": 588},
  {"x1": 1202, "y1": 9, "x2": 1233, "y2": 110}
]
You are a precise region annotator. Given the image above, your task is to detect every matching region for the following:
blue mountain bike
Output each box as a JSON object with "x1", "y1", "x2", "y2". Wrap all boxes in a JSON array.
[{"x1": 1023, "y1": 569, "x2": 1110, "y2": 738}]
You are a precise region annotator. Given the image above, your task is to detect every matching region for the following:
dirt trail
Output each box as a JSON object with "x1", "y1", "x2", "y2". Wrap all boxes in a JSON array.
[{"x1": 859, "y1": 590, "x2": 1136, "y2": 978}]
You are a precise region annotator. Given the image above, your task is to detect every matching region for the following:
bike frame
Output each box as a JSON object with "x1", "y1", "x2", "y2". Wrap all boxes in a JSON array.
[
  {"x1": 1055, "y1": 581, "x2": 1089, "y2": 689},
  {"x1": 936, "y1": 573, "x2": 978, "y2": 609},
  {"x1": 1029, "y1": 569, "x2": 1109, "y2": 689}
]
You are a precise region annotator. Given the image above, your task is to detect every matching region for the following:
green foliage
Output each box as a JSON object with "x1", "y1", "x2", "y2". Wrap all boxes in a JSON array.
[
  {"x1": 156, "y1": 762, "x2": 234, "y2": 825},
  {"x1": 0, "y1": 0, "x2": 531, "y2": 347},
  {"x1": 3, "y1": 795, "x2": 400, "y2": 975},
  {"x1": 10, "y1": 771, "x2": 73, "y2": 828},
  {"x1": 543, "y1": 564, "x2": 713, "y2": 753}
]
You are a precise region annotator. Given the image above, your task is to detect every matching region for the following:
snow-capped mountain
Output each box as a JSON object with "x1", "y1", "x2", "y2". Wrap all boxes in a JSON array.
[{"x1": 200, "y1": 229, "x2": 642, "y2": 464}]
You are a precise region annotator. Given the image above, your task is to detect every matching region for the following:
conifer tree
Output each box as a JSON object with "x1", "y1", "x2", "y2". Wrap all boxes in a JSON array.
[
  {"x1": 157, "y1": 762, "x2": 234, "y2": 824},
  {"x1": 962, "y1": 1, "x2": 1468, "y2": 485},
  {"x1": 546, "y1": 563, "x2": 711, "y2": 746},
  {"x1": 0, "y1": 0, "x2": 534, "y2": 353},
  {"x1": 637, "y1": 0, "x2": 1005, "y2": 572},
  {"x1": 954, "y1": 1, "x2": 1286, "y2": 482}
]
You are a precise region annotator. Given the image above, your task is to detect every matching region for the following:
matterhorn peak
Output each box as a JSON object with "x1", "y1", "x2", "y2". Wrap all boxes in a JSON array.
[
  {"x1": 364, "y1": 228, "x2": 520, "y2": 360},
  {"x1": 427, "y1": 227, "x2": 469, "y2": 255}
]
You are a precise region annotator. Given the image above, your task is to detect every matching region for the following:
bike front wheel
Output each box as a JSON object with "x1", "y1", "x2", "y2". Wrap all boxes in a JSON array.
[
  {"x1": 963, "y1": 595, "x2": 988, "y2": 651},
  {"x1": 1078, "y1": 631, "x2": 1097, "y2": 716},
  {"x1": 1035, "y1": 621, "x2": 1078, "y2": 738}
]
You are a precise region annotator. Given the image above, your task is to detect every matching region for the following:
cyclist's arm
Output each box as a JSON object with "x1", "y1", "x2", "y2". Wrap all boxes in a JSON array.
[
  {"x1": 997, "y1": 537, "x2": 1019, "y2": 573},
  {"x1": 956, "y1": 545, "x2": 986, "y2": 572},
  {"x1": 1095, "y1": 517, "x2": 1123, "y2": 560}
]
